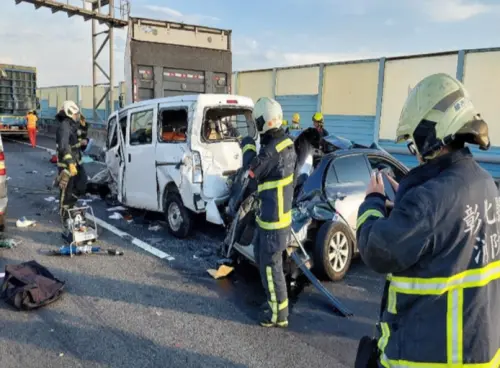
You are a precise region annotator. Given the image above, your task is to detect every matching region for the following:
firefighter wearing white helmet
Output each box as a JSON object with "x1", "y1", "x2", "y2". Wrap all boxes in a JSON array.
[
  {"x1": 55, "y1": 100, "x2": 89, "y2": 232},
  {"x1": 354, "y1": 73, "x2": 500, "y2": 368},
  {"x1": 248, "y1": 97, "x2": 297, "y2": 328}
]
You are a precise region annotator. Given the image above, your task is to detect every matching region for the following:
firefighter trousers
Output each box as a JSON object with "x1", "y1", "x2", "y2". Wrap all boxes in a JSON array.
[
  {"x1": 254, "y1": 227, "x2": 289, "y2": 323},
  {"x1": 58, "y1": 165, "x2": 87, "y2": 216}
]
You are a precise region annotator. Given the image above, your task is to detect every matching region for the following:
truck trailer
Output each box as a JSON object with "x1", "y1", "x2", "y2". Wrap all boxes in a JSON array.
[
  {"x1": 123, "y1": 17, "x2": 232, "y2": 105},
  {"x1": 0, "y1": 64, "x2": 39, "y2": 137}
]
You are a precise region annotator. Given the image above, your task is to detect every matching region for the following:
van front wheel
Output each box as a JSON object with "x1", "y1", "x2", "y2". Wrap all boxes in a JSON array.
[{"x1": 165, "y1": 193, "x2": 193, "y2": 238}]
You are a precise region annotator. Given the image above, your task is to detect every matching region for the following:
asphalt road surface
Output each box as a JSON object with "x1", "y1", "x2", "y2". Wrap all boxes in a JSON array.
[{"x1": 0, "y1": 135, "x2": 385, "y2": 368}]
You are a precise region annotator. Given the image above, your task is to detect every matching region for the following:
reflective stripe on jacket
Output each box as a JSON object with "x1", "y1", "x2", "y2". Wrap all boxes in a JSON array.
[
  {"x1": 249, "y1": 129, "x2": 297, "y2": 231},
  {"x1": 356, "y1": 148, "x2": 500, "y2": 367}
]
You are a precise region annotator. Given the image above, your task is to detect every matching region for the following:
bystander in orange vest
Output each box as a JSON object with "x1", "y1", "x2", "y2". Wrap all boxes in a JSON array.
[{"x1": 26, "y1": 111, "x2": 38, "y2": 148}]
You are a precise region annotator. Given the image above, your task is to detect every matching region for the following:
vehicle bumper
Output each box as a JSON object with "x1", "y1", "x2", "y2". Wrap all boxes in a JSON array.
[{"x1": 205, "y1": 197, "x2": 229, "y2": 225}]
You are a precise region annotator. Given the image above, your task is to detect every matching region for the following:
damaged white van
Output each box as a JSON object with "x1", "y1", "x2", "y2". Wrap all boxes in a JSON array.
[{"x1": 104, "y1": 94, "x2": 257, "y2": 238}]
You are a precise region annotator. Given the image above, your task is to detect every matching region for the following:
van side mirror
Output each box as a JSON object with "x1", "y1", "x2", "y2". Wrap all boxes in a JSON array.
[{"x1": 118, "y1": 94, "x2": 124, "y2": 108}]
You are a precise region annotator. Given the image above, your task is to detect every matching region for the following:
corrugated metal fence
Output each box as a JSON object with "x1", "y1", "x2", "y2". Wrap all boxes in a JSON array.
[
  {"x1": 232, "y1": 47, "x2": 500, "y2": 177},
  {"x1": 36, "y1": 82, "x2": 126, "y2": 127}
]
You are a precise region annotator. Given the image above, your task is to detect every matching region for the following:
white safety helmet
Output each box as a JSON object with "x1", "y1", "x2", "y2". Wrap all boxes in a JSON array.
[
  {"x1": 62, "y1": 100, "x2": 80, "y2": 120},
  {"x1": 252, "y1": 97, "x2": 283, "y2": 134},
  {"x1": 397, "y1": 73, "x2": 489, "y2": 160}
]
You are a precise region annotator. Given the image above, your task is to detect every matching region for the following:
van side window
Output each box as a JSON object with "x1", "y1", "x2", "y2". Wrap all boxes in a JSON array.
[
  {"x1": 119, "y1": 115, "x2": 127, "y2": 141},
  {"x1": 106, "y1": 117, "x2": 117, "y2": 149},
  {"x1": 130, "y1": 109, "x2": 153, "y2": 145},
  {"x1": 159, "y1": 109, "x2": 188, "y2": 143}
]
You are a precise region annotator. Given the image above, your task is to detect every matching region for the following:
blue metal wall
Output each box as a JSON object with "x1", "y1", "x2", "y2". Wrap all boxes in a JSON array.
[
  {"x1": 275, "y1": 94, "x2": 318, "y2": 127},
  {"x1": 380, "y1": 140, "x2": 500, "y2": 178},
  {"x1": 40, "y1": 99, "x2": 57, "y2": 120},
  {"x1": 324, "y1": 115, "x2": 376, "y2": 146}
]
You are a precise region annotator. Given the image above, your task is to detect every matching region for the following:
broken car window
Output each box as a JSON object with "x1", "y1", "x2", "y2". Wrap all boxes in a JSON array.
[
  {"x1": 106, "y1": 117, "x2": 117, "y2": 149},
  {"x1": 202, "y1": 108, "x2": 254, "y2": 142},
  {"x1": 159, "y1": 109, "x2": 188, "y2": 143},
  {"x1": 130, "y1": 109, "x2": 153, "y2": 145}
]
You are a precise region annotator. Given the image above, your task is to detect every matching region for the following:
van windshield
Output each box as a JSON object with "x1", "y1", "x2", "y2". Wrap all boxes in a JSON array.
[{"x1": 202, "y1": 107, "x2": 255, "y2": 142}]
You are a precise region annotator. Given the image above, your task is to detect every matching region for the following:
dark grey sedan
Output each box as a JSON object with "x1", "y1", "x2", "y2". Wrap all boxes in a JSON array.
[{"x1": 224, "y1": 130, "x2": 409, "y2": 282}]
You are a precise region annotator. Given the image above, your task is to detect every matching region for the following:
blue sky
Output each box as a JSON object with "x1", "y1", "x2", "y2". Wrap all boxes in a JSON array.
[{"x1": 1, "y1": 0, "x2": 500, "y2": 86}]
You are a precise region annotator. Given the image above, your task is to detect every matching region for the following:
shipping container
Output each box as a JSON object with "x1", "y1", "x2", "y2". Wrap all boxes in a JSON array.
[{"x1": 124, "y1": 17, "x2": 232, "y2": 105}]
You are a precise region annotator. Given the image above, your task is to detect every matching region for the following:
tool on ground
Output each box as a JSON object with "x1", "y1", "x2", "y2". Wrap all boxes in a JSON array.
[
  {"x1": 287, "y1": 228, "x2": 354, "y2": 317},
  {"x1": 61, "y1": 205, "x2": 98, "y2": 247},
  {"x1": 46, "y1": 245, "x2": 124, "y2": 256},
  {"x1": 0, "y1": 238, "x2": 20, "y2": 249}
]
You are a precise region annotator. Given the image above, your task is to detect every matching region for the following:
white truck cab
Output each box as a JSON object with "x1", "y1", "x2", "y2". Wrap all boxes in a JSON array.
[{"x1": 104, "y1": 94, "x2": 257, "y2": 238}]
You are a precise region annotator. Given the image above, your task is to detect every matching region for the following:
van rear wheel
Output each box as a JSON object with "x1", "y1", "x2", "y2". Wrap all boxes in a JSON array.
[{"x1": 164, "y1": 192, "x2": 193, "y2": 238}]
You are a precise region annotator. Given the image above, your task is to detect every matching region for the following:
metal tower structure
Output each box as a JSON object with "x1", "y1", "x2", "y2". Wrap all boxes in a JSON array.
[{"x1": 13, "y1": 0, "x2": 130, "y2": 123}]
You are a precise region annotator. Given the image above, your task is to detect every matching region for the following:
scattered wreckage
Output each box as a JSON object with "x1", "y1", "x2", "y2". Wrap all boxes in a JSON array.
[{"x1": 222, "y1": 128, "x2": 409, "y2": 282}]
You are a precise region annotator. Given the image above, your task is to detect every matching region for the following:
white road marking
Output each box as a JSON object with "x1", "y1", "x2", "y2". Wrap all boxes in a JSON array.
[
  {"x1": 8, "y1": 138, "x2": 56, "y2": 154},
  {"x1": 8, "y1": 138, "x2": 104, "y2": 166},
  {"x1": 10, "y1": 137, "x2": 175, "y2": 261},
  {"x1": 87, "y1": 213, "x2": 175, "y2": 261}
]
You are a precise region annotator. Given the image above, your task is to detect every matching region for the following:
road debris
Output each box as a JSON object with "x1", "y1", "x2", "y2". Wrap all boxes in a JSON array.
[
  {"x1": 109, "y1": 212, "x2": 123, "y2": 220},
  {"x1": 207, "y1": 265, "x2": 234, "y2": 279},
  {"x1": 26, "y1": 170, "x2": 38, "y2": 174},
  {"x1": 148, "y1": 224, "x2": 162, "y2": 231},
  {"x1": 16, "y1": 217, "x2": 36, "y2": 228},
  {"x1": 0, "y1": 238, "x2": 20, "y2": 248},
  {"x1": 44, "y1": 196, "x2": 57, "y2": 202}
]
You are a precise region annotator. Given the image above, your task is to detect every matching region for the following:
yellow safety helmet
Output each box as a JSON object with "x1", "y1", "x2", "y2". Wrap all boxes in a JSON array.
[
  {"x1": 397, "y1": 73, "x2": 490, "y2": 160},
  {"x1": 282, "y1": 119, "x2": 289, "y2": 126},
  {"x1": 292, "y1": 113, "x2": 300, "y2": 123},
  {"x1": 312, "y1": 112, "x2": 324, "y2": 124}
]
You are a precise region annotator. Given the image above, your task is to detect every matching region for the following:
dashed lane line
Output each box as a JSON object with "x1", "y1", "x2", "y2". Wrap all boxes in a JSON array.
[{"x1": 87, "y1": 214, "x2": 175, "y2": 261}]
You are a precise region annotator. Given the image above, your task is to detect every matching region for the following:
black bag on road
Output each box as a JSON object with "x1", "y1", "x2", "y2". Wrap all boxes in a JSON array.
[{"x1": 1, "y1": 260, "x2": 65, "y2": 310}]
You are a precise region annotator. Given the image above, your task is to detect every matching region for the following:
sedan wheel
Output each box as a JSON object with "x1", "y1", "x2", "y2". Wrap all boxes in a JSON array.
[
  {"x1": 314, "y1": 221, "x2": 353, "y2": 281},
  {"x1": 328, "y1": 231, "x2": 350, "y2": 273}
]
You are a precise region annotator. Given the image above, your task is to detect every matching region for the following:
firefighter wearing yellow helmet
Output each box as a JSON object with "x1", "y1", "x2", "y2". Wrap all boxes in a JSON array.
[
  {"x1": 354, "y1": 73, "x2": 499, "y2": 368},
  {"x1": 291, "y1": 113, "x2": 301, "y2": 130},
  {"x1": 312, "y1": 112, "x2": 328, "y2": 137},
  {"x1": 248, "y1": 97, "x2": 297, "y2": 328}
]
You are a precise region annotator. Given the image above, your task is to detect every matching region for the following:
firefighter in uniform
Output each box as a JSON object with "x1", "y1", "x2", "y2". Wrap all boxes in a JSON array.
[
  {"x1": 355, "y1": 73, "x2": 500, "y2": 367},
  {"x1": 291, "y1": 113, "x2": 301, "y2": 130},
  {"x1": 75, "y1": 114, "x2": 90, "y2": 154},
  {"x1": 312, "y1": 112, "x2": 328, "y2": 137},
  {"x1": 248, "y1": 97, "x2": 297, "y2": 328},
  {"x1": 55, "y1": 100, "x2": 88, "y2": 227}
]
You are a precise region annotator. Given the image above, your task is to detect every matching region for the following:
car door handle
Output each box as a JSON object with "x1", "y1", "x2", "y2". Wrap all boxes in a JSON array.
[{"x1": 128, "y1": 153, "x2": 131, "y2": 162}]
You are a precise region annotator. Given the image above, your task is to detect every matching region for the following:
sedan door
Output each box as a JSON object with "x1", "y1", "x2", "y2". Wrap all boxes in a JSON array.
[{"x1": 323, "y1": 153, "x2": 372, "y2": 230}]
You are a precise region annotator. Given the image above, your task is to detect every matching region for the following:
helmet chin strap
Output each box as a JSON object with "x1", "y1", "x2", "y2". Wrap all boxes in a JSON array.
[{"x1": 419, "y1": 134, "x2": 456, "y2": 162}]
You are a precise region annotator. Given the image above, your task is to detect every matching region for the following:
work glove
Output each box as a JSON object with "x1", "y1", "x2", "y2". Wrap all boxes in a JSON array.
[
  {"x1": 58, "y1": 169, "x2": 71, "y2": 191},
  {"x1": 68, "y1": 163, "x2": 78, "y2": 177}
]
